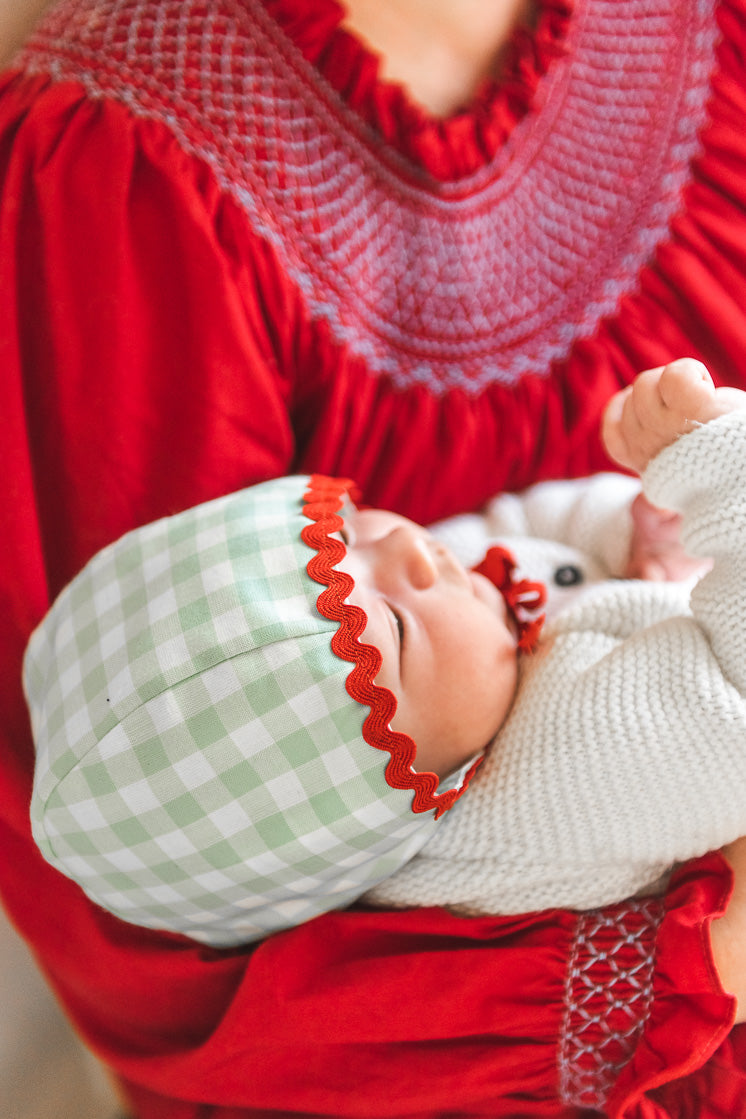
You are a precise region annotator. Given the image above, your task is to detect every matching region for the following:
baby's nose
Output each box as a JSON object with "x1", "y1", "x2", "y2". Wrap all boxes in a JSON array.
[{"x1": 385, "y1": 525, "x2": 438, "y2": 590}]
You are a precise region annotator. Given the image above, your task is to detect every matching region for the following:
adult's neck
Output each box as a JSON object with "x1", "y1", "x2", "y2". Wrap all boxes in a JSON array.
[
  {"x1": 0, "y1": 0, "x2": 56, "y2": 67},
  {"x1": 340, "y1": 0, "x2": 536, "y2": 118}
]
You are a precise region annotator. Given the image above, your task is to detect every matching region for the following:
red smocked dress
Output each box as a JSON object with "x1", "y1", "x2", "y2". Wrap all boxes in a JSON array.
[{"x1": 2, "y1": 0, "x2": 746, "y2": 1114}]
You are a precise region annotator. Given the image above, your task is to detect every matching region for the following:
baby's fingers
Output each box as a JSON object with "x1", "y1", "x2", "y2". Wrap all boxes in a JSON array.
[
  {"x1": 603, "y1": 385, "x2": 659, "y2": 473},
  {"x1": 604, "y1": 372, "x2": 672, "y2": 473},
  {"x1": 602, "y1": 386, "x2": 636, "y2": 470},
  {"x1": 659, "y1": 359, "x2": 746, "y2": 424},
  {"x1": 618, "y1": 374, "x2": 674, "y2": 471},
  {"x1": 603, "y1": 359, "x2": 718, "y2": 473},
  {"x1": 656, "y1": 358, "x2": 716, "y2": 426},
  {"x1": 628, "y1": 360, "x2": 714, "y2": 444}
]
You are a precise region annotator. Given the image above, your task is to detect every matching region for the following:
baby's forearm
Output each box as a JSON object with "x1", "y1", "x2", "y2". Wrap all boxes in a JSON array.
[
  {"x1": 644, "y1": 410, "x2": 746, "y2": 696},
  {"x1": 640, "y1": 393, "x2": 746, "y2": 1017}
]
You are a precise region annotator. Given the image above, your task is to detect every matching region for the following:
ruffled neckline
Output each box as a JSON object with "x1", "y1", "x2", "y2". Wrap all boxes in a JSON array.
[{"x1": 262, "y1": 0, "x2": 574, "y2": 181}]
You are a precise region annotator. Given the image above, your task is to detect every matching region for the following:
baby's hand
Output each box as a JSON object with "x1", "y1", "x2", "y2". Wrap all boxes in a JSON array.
[
  {"x1": 625, "y1": 493, "x2": 712, "y2": 582},
  {"x1": 602, "y1": 358, "x2": 746, "y2": 474}
]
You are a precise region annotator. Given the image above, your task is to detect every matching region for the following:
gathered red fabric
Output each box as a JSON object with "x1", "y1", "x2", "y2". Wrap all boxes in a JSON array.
[
  {"x1": 265, "y1": 0, "x2": 573, "y2": 181},
  {"x1": 3, "y1": 0, "x2": 746, "y2": 1114}
]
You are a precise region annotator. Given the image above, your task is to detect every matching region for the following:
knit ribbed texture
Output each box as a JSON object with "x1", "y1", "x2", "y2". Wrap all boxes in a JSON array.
[{"x1": 368, "y1": 413, "x2": 746, "y2": 913}]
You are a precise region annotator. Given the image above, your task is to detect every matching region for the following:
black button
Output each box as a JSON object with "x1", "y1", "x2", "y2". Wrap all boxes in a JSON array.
[{"x1": 554, "y1": 564, "x2": 583, "y2": 587}]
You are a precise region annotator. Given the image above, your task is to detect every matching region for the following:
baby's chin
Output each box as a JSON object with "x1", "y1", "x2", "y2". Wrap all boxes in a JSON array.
[{"x1": 468, "y1": 569, "x2": 518, "y2": 640}]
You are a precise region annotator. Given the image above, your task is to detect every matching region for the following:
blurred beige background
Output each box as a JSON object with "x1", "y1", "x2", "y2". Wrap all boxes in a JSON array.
[
  {"x1": 0, "y1": 905, "x2": 122, "y2": 1119},
  {"x1": 0, "y1": 4, "x2": 124, "y2": 1115},
  {"x1": 0, "y1": 0, "x2": 55, "y2": 67}
]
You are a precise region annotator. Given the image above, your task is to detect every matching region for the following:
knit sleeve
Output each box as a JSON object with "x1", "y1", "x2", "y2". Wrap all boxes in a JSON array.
[
  {"x1": 644, "y1": 411, "x2": 746, "y2": 696},
  {"x1": 428, "y1": 473, "x2": 639, "y2": 576},
  {"x1": 481, "y1": 474, "x2": 640, "y2": 576},
  {"x1": 372, "y1": 418, "x2": 746, "y2": 916}
]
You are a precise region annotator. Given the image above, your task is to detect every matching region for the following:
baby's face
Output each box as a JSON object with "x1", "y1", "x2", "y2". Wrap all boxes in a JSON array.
[{"x1": 334, "y1": 506, "x2": 518, "y2": 780}]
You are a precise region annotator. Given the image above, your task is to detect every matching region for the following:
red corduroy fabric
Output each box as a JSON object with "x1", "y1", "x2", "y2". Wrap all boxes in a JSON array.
[{"x1": 2, "y1": 0, "x2": 746, "y2": 1114}]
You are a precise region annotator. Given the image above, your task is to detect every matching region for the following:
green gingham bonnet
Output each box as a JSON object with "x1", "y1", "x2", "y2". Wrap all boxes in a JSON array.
[{"x1": 24, "y1": 475, "x2": 475, "y2": 947}]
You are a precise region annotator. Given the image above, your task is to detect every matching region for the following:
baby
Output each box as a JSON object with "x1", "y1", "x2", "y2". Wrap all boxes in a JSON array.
[
  {"x1": 24, "y1": 359, "x2": 746, "y2": 945},
  {"x1": 366, "y1": 358, "x2": 746, "y2": 913}
]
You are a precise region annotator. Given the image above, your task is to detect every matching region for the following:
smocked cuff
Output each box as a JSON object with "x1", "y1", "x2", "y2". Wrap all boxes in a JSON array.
[
  {"x1": 597, "y1": 853, "x2": 735, "y2": 1116},
  {"x1": 558, "y1": 897, "x2": 663, "y2": 1109}
]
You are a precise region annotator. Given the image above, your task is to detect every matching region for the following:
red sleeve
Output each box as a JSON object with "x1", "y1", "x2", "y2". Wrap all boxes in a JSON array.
[
  {"x1": 0, "y1": 73, "x2": 742, "y2": 1119},
  {"x1": 0, "y1": 71, "x2": 296, "y2": 587}
]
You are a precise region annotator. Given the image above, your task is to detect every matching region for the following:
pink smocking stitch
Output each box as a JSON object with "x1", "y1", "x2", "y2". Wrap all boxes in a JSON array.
[{"x1": 17, "y1": 0, "x2": 717, "y2": 395}]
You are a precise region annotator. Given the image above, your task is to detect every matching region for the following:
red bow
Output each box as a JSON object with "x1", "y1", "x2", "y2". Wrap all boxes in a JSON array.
[{"x1": 473, "y1": 546, "x2": 546, "y2": 654}]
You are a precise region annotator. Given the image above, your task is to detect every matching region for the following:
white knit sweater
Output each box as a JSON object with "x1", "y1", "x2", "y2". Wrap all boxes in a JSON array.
[{"x1": 366, "y1": 412, "x2": 746, "y2": 913}]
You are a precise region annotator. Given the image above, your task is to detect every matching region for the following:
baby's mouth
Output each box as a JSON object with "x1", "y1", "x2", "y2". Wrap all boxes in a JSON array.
[{"x1": 468, "y1": 568, "x2": 514, "y2": 629}]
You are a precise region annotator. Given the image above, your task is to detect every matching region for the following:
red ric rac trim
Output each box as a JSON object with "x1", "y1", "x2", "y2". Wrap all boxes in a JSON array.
[
  {"x1": 473, "y1": 547, "x2": 546, "y2": 653},
  {"x1": 301, "y1": 475, "x2": 480, "y2": 819}
]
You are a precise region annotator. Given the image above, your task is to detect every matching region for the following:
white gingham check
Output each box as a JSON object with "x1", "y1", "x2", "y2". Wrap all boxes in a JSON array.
[{"x1": 25, "y1": 477, "x2": 438, "y2": 946}]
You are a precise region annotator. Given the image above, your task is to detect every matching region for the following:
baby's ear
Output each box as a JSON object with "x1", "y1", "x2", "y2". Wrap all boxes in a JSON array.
[{"x1": 626, "y1": 493, "x2": 710, "y2": 583}]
